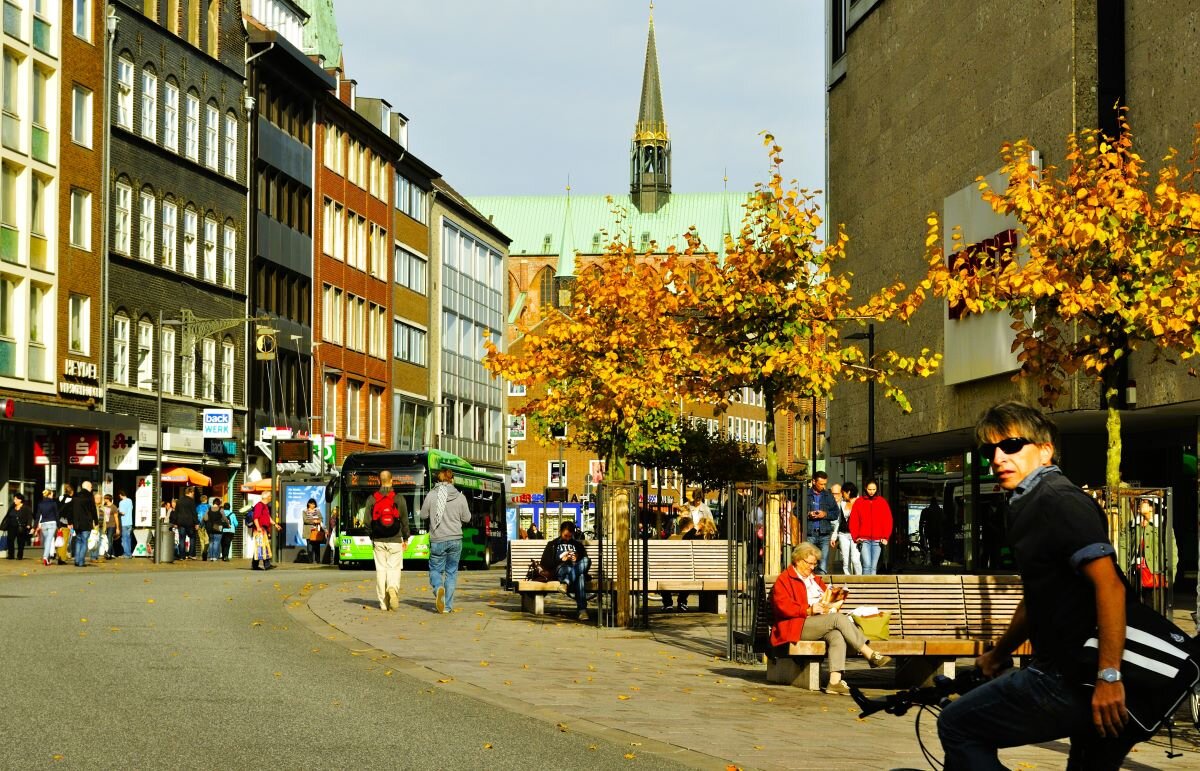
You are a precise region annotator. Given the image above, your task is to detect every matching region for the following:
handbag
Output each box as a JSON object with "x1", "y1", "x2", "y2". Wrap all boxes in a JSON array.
[
  {"x1": 1138, "y1": 560, "x2": 1167, "y2": 589},
  {"x1": 852, "y1": 611, "x2": 891, "y2": 641},
  {"x1": 1077, "y1": 597, "x2": 1200, "y2": 739},
  {"x1": 309, "y1": 527, "x2": 326, "y2": 543},
  {"x1": 525, "y1": 560, "x2": 553, "y2": 582}
]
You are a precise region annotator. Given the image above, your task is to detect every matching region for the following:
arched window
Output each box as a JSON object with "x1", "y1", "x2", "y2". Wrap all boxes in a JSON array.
[
  {"x1": 221, "y1": 336, "x2": 235, "y2": 403},
  {"x1": 137, "y1": 186, "x2": 156, "y2": 263},
  {"x1": 538, "y1": 266, "x2": 556, "y2": 309},
  {"x1": 140, "y1": 65, "x2": 158, "y2": 141}
]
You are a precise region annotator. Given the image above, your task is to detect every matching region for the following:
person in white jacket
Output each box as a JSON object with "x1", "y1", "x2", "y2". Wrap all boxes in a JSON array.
[
  {"x1": 832, "y1": 482, "x2": 861, "y2": 575},
  {"x1": 419, "y1": 468, "x2": 472, "y2": 613}
]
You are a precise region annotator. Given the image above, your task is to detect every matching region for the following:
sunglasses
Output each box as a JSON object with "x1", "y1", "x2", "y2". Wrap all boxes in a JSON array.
[{"x1": 979, "y1": 437, "x2": 1035, "y2": 462}]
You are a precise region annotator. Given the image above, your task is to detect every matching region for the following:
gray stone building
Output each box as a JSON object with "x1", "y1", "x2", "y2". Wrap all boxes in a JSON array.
[{"x1": 825, "y1": 0, "x2": 1199, "y2": 576}]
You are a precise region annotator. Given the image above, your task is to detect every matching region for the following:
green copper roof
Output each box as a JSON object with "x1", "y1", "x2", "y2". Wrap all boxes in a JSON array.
[
  {"x1": 295, "y1": 0, "x2": 342, "y2": 68},
  {"x1": 470, "y1": 192, "x2": 749, "y2": 258},
  {"x1": 635, "y1": 16, "x2": 667, "y2": 139}
]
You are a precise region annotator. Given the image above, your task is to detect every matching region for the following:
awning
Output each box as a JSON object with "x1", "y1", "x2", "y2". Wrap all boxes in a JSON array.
[
  {"x1": 240, "y1": 478, "x2": 273, "y2": 493},
  {"x1": 161, "y1": 467, "x2": 213, "y2": 486}
]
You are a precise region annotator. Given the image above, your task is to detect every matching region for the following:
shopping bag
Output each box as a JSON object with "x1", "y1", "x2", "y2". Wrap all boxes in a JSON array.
[
  {"x1": 98, "y1": 534, "x2": 109, "y2": 557},
  {"x1": 87, "y1": 530, "x2": 100, "y2": 551},
  {"x1": 851, "y1": 611, "x2": 892, "y2": 641}
]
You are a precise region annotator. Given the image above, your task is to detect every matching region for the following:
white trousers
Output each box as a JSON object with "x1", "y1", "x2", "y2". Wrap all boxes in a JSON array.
[
  {"x1": 836, "y1": 532, "x2": 861, "y2": 574},
  {"x1": 373, "y1": 541, "x2": 405, "y2": 607}
]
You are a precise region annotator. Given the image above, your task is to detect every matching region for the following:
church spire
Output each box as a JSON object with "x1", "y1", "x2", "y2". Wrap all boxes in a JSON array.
[{"x1": 631, "y1": 11, "x2": 671, "y2": 213}]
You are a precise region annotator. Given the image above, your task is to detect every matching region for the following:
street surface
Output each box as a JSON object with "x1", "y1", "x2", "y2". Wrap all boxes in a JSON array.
[{"x1": 2, "y1": 556, "x2": 1196, "y2": 770}]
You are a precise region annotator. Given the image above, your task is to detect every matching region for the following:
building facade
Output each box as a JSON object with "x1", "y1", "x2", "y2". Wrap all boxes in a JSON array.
[
  {"x1": 105, "y1": 0, "x2": 249, "y2": 504},
  {"x1": 825, "y1": 0, "x2": 1199, "y2": 574}
]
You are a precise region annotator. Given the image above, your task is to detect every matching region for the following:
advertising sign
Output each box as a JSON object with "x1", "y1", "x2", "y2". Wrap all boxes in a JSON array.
[
  {"x1": 202, "y1": 408, "x2": 234, "y2": 438},
  {"x1": 33, "y1": 435, "x2": 60, "y2": 466},
  {"x1": 134, "y1": 475, "x2": 153, "y2": 527},
  {"x1": 312, "y1": 434, "x2": 336, "y2": 466},
  {"x1": 67, "y1": 431, "x2": 100, "y2": 466},
  {"x1": 283, "y1": 484, "x2": 327, "y2": 547},
  {"x1": 110, "y1": 431, "x2": 139, "y2": 471}
]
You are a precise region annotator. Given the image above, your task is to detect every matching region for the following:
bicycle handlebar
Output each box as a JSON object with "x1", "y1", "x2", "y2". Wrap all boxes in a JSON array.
[{"x1": 849, "y1": 667, "x2": 992, "y2": 719}]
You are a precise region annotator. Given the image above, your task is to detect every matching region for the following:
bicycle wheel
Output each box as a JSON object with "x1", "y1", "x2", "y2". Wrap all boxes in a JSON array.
[{"x1": 1191, "y1": 685, "x2": 1200, "y2": 728}]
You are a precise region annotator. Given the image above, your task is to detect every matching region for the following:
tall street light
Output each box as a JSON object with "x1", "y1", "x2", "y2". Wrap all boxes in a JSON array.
[
  {"x1": 155, "y1": 312, "x2": 183, "y2": 563},
  {"x1": 845, "y1": 323, "x2": 875, "y2": 483}
]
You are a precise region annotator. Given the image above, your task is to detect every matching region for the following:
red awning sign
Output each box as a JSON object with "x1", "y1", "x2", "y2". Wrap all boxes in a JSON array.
[{"x1": 67, "y1": 431, "x2": 100, "y2": 466}]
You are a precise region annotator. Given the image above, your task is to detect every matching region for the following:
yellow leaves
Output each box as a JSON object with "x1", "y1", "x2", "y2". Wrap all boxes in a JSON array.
[
  {"x1": 617, "y1": 694, "x2": 631, "y2": 701},
  {"x1": 624, "y1": 753, "x2": 637, "y2": 760},
  {"x1": 483, "y1": 743, "x2": 494, "y2": 750}
]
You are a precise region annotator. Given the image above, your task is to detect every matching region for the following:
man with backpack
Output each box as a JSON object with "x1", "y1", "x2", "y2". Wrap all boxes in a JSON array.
[
  {"x1": 371, "y1": 470, "x2": 410, "y2": 611},
  {"x1": 419, "y1": 467, "x2": 471, "y2": 614}
]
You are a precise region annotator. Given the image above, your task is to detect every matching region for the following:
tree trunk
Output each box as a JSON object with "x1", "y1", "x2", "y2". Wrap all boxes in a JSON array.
[
  {"x1": 1105, "y1": 391, "x2": 1123, "y2": 547},
  {"x1": 763, "y1": 386, "x2": 778, "y2": 482}
]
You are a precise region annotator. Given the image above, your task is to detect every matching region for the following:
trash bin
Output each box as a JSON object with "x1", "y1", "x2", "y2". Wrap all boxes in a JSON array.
[{"x1": 154, "y1": 521, "x2": 175, "y2": 564}]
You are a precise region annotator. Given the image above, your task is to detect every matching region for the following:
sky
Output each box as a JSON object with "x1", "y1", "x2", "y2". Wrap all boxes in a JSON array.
[{"x1": 336, "y1": 0, "x2": 826, "y2": 198}]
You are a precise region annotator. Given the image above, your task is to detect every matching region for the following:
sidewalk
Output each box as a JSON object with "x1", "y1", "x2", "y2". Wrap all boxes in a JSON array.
[{"x1": 305, "y1": 568, "x2": 1193, "y2": 771}]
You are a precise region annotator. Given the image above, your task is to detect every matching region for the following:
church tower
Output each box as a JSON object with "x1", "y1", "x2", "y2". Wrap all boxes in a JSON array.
[{"x1": 630, "y1": 13, "x2": 671, "y2": 213}]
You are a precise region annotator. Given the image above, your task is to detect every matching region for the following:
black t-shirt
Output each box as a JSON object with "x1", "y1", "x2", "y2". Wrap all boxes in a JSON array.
[
  {"x1": 540, "y1": 537, "x2": 588, "y2": 572},
  {"x1": 1007, "y1": 470, "x2": 1115, "y2": 670}
]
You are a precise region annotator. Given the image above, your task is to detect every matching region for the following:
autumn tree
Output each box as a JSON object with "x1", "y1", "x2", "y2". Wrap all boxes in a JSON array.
[
  {"x1": 918, "y1": 114, "x2": 1200, "y2": 493},
  {"x1": 689, "y1": 136, "x2": 941, "y2": 481},
  {"x1": 482, "y1": 233, "x2": 694, "y2": 481},
  {"x1": 627, "y1": 419, "x2": 764, "y2": 496}
]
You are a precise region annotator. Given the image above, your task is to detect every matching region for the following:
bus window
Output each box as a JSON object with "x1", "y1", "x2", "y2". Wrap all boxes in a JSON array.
[{"x1": 342, "y1": 468, "x2": 426, "y2": 536}]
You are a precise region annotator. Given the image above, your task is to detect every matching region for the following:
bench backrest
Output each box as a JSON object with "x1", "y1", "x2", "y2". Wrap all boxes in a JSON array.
[
  {"x1": 509, "y1": 539, "x2": 730, "y2": 585},
  {"x1": 962, "y1": 575, "x2": 1023, "y2": 638}
]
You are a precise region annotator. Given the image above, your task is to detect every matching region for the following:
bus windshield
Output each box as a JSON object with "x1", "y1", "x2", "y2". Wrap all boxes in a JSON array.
[{"x1": 340, "y1": 467, "x2": 426, "y2": 536}]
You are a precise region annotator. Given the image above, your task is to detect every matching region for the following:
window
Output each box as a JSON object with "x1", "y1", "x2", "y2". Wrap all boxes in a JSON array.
[
  {"x1": 351, "y1": 214, "x2": 366, "y2": 270},
  {"x1": 161, "y1": 326, "x2": 175, "y2": 393},
  {"x1": 223, "y1": 111, "x2": 236, "y2": 177},
  {"x1": 346, "y1": 140, "x2": 358, "y2": 185},
  {"x1": 222, "y1": 224, "x2": 235, "y2": 287},
  {"x1": 71, "y1": 85, "x2": 92, "y2": 146},
  {"x1": 392, "y1": 319, "x2": 427, "y2": 366},
  {"x1": 394, "y1": 244, "x2": 428, "y2": 294},
  {"x1": 221, "y1": 339, "x2": 233, "y2": 402},
  {"x1": 334, "y1": 203, "x2": 344, "y2": 260},
  {"x1": 181, "y1": 341, "x2": 195, "y2": 397},
  {"x1": 201, "y1": 337, "x2": 215, "y2": 399},
  {"x1": 346, "y1": 381, "x2": 361, "y2": 439},
  {"x1": 345, "y1": 294, "x2": 365, "y2": 351},
  {"x1": 30, "y1": 173, "x2": 47, "y2": 238},
  {"x1": 204, "y1": 103, "x2": 218, "y2": 168},
  {"x1": 116, "y1": 57, "x2": 133, "y2": 129},
  {"x1": 112, "y1": 313, "x2": 129, "y2": 385},
  {"x1": 25, "y1": 282, "x2": 48, "y2": 382},
  {"x1": 73, "y1": 0, "x2": 90, "y2": 40},
  {"x1": 68, "y1": 294, "x2": 89, "y2": 354},
  {"x1": 395, "y1": 173, "x2": 427, "y2": 223},
  {"x1": 205, "y1": 0, "x2": 218, "y2": 58},
  {"x1": 161, "y1": 200, "x2": 177, "y2": 268},
  {"x1": 323, "y1": 376, "x2": 337, "y2": 436},
  {"x1": 321, "y1": 198, "x2": 333, "y2": 256},
  {"x1": 32, "y1": 65, "x2": 50, "y2": 132},
  {"x1": 163, "y1": 81, "x2": 178, "y2": 151},
  {"x1": 368, "y1": 303, "x2": 386, "y2": 358},
  {"x1": 323, "y1": 125, "x2": 341, "y2": 173},
  {"x1": 138, "y1": 190, "x2": 155, "y2": 262},
  {"x1": 203, "y1": 216, "x2": 216, "y2": 280},
  {"x1": 184, "y1": 93, "x2": 199, "y2": 160},
  {"x1": 113, "y1": 182, "x2": 131, "y2": 254},
  {"x1": 368, "y1": 386, "x2": 383, "y2": 443},
  {"x1": 143, "y1": 0, "x2": 157, "y2": 21},
  {"x1": 182, "y1": 208, "x2": 197, "y2": 274},
  {"x1": 321, "y1": 284, "x2": 343, "y2": 344},
  {"x1": 140, "y1": 68, "x2": 157, "y2": 140},
  {"x1": 136, "y1": 319, "x2": 153, "y2": 389}
]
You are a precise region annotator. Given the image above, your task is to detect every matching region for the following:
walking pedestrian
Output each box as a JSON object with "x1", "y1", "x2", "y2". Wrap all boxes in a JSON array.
[
  {"x1": 117, "y1": 490, "x2": 134, "y2": 558},
  {"x1": 100, "y1": 494, "x2": 118, "y2": 561},
  {"x1": 36, "y1": 489, "x2": 58, "y2": 566},
  {"x1": 419, "y1": 468, "x2": 471, "y2": 613},
  {"x1": 174, "y1": 487, "x2": 199, "y2": 561},
  {"x1": 803, "y1": 471, "x2": 840, "y2": 573},
  {"x1": 71, "y1": 481, "x2": 98, "y2": 567},
  {"x1": 849, "y1": 480, "x2": 892, "y2": 575},
  {"x1": 3, "y1": 493, "x2": 30, "y2": 559},
  {"x1": 219, "y1": 501, "x2": 236, "y2": 561},
  {"x1": 196, "y1": 494, "x2": 211, "y2": 560},
  {"x1": 304, "y1": 498, "x2": 327, "y2": 566},
  {"x1": 250, "y1": 490, "x2": 277, "y2": 570},
  {"x1": 204, "y1": 497, "x2": 227, "y2": 562},
  {"x1": 370, "y1": 473, "x2": 410, "y2": 611},
  {"x1": 836, "y1": 482, "x2": 862, "y2": 574},
  {"x1": 87, "y1": 491, "x2": 105, "y2": 561},
  {"x1": 937, "y1": 401, "x2": 1134, "y2": 768}
]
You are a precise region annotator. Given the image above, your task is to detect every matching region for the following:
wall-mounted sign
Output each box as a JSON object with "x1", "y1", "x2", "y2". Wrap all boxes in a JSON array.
[
  {"x1": 202, "y1": 408, "x2": 234, "y2": 438},
  {"x1": 33, "y1": 435, "x2": 60, "y2": 466},
  {"x1": 60, "y1": 359, "x2": 103, "y2": 399},
  {"x1": 67, "y1": 431, "x2": 100, "y2": 466},
  {"x1": 110, "y1": 432, "x2": 138, "y2": 471}
]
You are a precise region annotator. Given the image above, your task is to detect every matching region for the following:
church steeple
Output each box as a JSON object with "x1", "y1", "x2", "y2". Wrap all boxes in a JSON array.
[{"x1": 631, "y1": 11, "x2": 671, "y2": 213}]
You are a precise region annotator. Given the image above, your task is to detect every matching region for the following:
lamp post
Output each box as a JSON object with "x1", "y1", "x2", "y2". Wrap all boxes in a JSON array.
[
  {"x1": 155, "y1": 312, "x2": 183, "y2": 563},
  {"x1": 845, "y1": 323, "x2": 876, "y2": 483}
]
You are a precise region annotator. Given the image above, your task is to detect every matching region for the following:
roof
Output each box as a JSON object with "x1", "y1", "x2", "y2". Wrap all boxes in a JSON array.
[
  {"x1": 434, "y1": 179, "x2": 513, "y2": 245},
  {"x1": 469, "y1": 192, "x2": 749, "y2": 257},
  {"x1": 294, "y1": 0, "x2": 341, "y2": 67},
  {"x1": 635, "y1": 16, "x2": 667, "y2": 141}
]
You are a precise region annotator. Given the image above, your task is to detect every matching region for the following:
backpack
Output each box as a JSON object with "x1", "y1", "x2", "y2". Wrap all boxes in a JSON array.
[{"x1": 370, "y1": 491, "x2": 402, "y2": 538}]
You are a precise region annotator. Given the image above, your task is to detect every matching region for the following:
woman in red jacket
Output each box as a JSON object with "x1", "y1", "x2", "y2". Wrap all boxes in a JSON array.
[
  {"x1": 849, "y1": 480, "x2": 893, "y2": 575},
  {"x1": 769, "y1": 542, "x2": 892, "y2": 695}
]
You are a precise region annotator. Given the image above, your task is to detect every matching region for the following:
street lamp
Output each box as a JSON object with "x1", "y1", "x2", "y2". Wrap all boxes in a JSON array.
[
  {"x1": 845, "y1": 323, "x2": 876, "y2": 484},
  {"x1": 155, "y1": 312, "x2": 183, "y2": 563}
]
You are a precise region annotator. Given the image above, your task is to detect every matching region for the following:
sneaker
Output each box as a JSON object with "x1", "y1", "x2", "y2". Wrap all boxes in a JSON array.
[
  {"x1": 677, "y1": 604, "x2": 690, "y2": 613},
  {"x1": 824, "y1": 681, "x2": 852, "y2": 696},
  {"x1": 868, "y1": 652, "x2": 893, "y2": 669},
  {"x1": 577, "y1": 610, "x2": 589, "y2": 621},
  {"x1": 386, "y1": 588, "x2": 400, "y2": 612},
  {"x1": 435, "y1": 587, "x2": 445, "y2": 614}
]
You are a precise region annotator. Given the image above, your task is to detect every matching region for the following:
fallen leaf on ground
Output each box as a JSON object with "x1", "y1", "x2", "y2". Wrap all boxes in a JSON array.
[
  {"x1": 617, "y1": 695, "x2": 630, "y2": 700},
  {"x1": 556, "y1": 723, "x2": 569, "y2": 732},
  {"x1": 479, "y1": 661, "x2": 489, "y2": 667},
  {"x1": 80, "y1": 618, "x2": 87, "y2": 623},
  {"x1": 437, "y1": 678, "x2": 454, "y2": 684},
  {"x1": 624, "y1": 753, "x2": 636, "y2": 760},
  {"x1": 483, "y1": 743, "x2": 493, "y2": 750}
]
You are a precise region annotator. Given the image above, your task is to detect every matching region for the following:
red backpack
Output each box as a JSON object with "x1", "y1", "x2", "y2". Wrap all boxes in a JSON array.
[{"x1": 371, "y1": 491, "x2": 401, "y2": 538}]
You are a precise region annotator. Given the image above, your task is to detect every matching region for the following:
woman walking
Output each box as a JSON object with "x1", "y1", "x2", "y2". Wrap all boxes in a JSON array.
[
  {"x1": 205, "y1": 497, "x2": 227, "y2": 562},
  {"x1": 849, "y1": 480, "x2": 893, "y2": 576},
  {"x1": 3, "y1": 494, "x2": 30, "y2": 559},
  {"x1": 220, "y1": 502, "x2": 237, "y2": 561},
  {"x1": 37, "y1": 490, "x2": 58, "y2": 566}
]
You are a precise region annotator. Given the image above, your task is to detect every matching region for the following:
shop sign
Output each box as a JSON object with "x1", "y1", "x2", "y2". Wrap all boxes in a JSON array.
[
  {"x1": 202, "y1": 408, "x2": 234, "y2": 438},
  {"x1": 163, "y1": 429, "x2": 203, "y2": 453},
  {"x1": 312, "y1": 434, "x2": 336, "y2": 466},
  {"x1": 134, "y1": 475, "x2": 153, "y2": 527},
  {"x1": 67, "y1": 431, "x2": 100, "y2": 466},
  {"x1": 204, "y1": 438, "x2": 239, "y2": 456},
  {"x1": 110, "y1": 432, "x2": 138, "y2": 471},
  {"x1": 33, "y1": 434, "x2": 60, "y2": 466},
  {"x1": 60, "y1": 359, "x2": 103, "y2": 399}
]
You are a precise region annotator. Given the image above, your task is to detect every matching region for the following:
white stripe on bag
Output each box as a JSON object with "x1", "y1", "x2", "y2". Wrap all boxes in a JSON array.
[
  {"x1": 1125, "y1": 626, "x2": 1190, "y2": 660},
  {"x1": 1083, "y1": 638, "x2": 1181, "y2": 679}
]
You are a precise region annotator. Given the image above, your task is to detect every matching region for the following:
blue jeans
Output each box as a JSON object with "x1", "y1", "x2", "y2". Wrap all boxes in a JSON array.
[
  {"x1": 428, "y1": 539, "x2": 463, "y2": 610},
  {"x1": 555, "y1": 556, "x2": 591, "y2": 610},
  {"x1": 208, "y1": 534, "x2": 223, "y2": 561},
  {"x1": 121, "y1": 528, "x2": 133, "y2": 557},
  {"x1": 808, "y1": 532, "x2": 832, "y2": 573},
  {"x1": 176, "y1": 526, "x2": 191, "y2": 559},
  {"x1": 859, "y1": 540, "x2": 883, "y2": 575},
  {"x1": 73, "y1": 529, "x2": 91, "y2": 566},
  {"x1": 938, "y1": 665, "x2": 1136, "y2": 770}
]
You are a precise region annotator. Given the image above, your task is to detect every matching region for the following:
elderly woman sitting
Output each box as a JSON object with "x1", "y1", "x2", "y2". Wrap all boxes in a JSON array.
[{"x1": 770, "y1": 542, "x2": 892, "y2": 695}]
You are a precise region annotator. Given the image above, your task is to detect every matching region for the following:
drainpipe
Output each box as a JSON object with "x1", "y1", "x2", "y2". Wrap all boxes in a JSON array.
[{"x1": 100, "y1": 7, "x2": 118, "y2": 411}]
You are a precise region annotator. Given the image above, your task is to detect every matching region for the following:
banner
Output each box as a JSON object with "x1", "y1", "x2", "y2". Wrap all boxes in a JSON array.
[
  {"x1": 283, "y1": 484, "x2": 327, "y2": 547},
  {"x1": 134, "y1": 475, "x2": 153, "y2": 527}
]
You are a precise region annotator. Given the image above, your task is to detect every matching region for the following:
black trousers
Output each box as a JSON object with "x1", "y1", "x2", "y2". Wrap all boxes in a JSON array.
[
  {"x1": 5, "y1": 527, "x2": 25, "y2": 559},
  {"x1": 307, "y1": 539, "x2": 323, "y2": 564}
]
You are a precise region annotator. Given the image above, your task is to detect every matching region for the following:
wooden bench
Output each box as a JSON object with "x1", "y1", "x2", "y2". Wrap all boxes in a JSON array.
[
  {"x1": 763, "y1": 574, "x2": 1030, "y2": 689},
  {"x1": 506, "y1": 539, "x2": 730, "y2": 615}
]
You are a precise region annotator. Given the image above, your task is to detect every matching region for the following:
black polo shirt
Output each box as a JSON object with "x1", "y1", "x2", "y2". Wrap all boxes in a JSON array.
[{"x1": 1006, "y1": 469, "x2": 1116, "y2": 670}]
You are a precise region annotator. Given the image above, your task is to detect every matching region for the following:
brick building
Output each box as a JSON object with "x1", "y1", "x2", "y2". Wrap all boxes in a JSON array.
[
  {"x1": 105, "y1": 0, "x2": 249, "y2": 506},
  {"x1": 825, "y1": 0, "x2": 1199, "y2": 572}
]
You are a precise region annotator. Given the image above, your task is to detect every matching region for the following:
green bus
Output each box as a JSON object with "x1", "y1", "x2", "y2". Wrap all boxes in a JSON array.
[{"x1": 329, "y1": 449, "x2": 508, "y2": 570}]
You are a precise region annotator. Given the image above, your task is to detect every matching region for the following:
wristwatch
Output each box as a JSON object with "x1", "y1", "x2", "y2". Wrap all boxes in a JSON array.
[{"x1": 1097, "y1": 667, "x2": 1122, "y2": 683}]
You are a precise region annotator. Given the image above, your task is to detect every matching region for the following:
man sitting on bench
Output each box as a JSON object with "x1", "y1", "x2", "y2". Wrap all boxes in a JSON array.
[{"x1": 541, "y1": 521, "x2": 590, "y2": 621}]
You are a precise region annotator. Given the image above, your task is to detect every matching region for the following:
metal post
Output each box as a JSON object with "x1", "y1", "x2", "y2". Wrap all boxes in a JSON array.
[
  {"x1": 811, "y1": 395, "x2": 818, "y2": 477},
  {"x1": 557, "y1": 439, "x2": 564, "y2": 532},
  {"x1": 866, "y1": 323, "x2": 875, "y2": 484},
  {"x1": 154, "y1": 310, "x2": 166, "y2": 563}
]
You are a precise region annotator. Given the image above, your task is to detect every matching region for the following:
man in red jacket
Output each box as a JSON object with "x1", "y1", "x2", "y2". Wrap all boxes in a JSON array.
[{"x1": 849, "y1": 480, "x2": 892, "y2": 575}]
